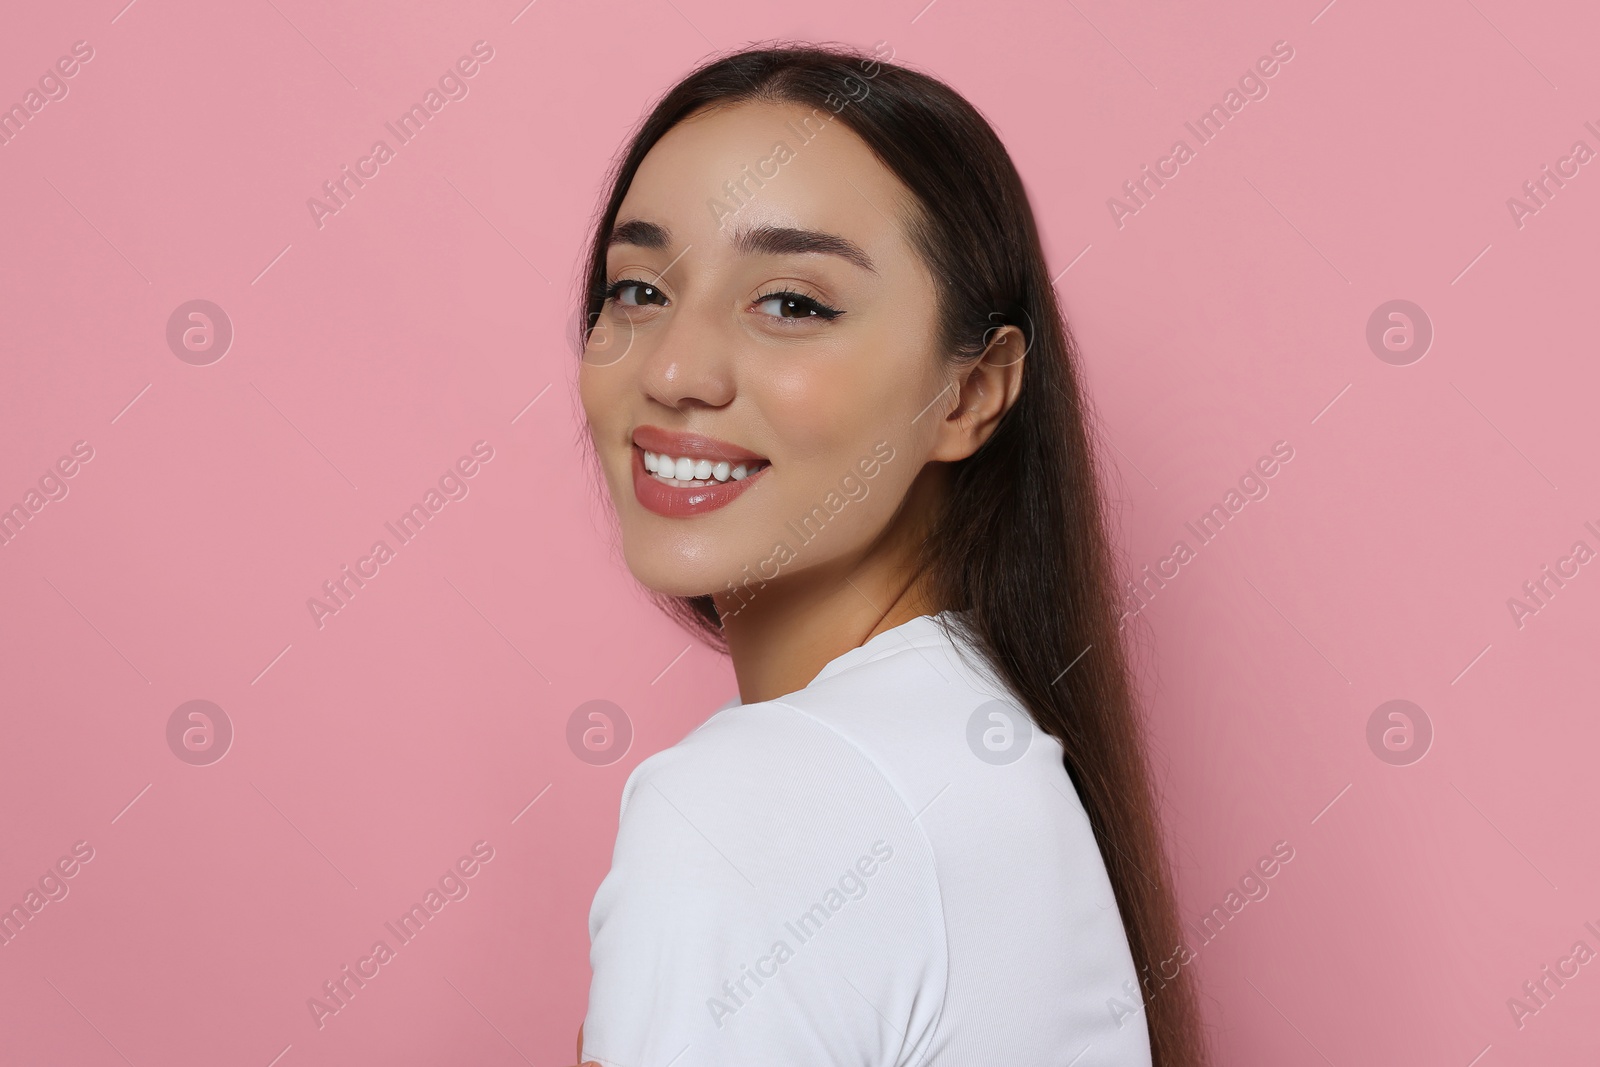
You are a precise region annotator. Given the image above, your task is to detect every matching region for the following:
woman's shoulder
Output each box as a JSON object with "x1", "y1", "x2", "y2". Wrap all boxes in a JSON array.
[
  {"x1": 616, "y1": 692, "x2": 915, "y2": 825},
  {"x1": 619, "y1": 615, "x2": 1063, "y2": 840},
  {"x1": 590, "y1": 686, "x2": 952, "y2": 1063}
]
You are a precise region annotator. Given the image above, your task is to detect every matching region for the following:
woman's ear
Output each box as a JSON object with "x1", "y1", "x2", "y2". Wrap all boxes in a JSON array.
[{"x1": 930, "y1": 323, "x2": 1027, "y2": 462}]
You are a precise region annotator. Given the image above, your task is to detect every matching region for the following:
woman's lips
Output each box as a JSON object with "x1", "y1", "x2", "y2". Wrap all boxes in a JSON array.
[
  {"x1": 631, "y1": 424, "x2": 766, "y2": 465},
  {"x1": 631, "y1": 445, "x2": 769, "y2": 517}
]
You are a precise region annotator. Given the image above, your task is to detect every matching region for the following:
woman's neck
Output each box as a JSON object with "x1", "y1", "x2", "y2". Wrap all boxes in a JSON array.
[{"x1": 715, "y1": 564, "x2": 941, "y2": 705}]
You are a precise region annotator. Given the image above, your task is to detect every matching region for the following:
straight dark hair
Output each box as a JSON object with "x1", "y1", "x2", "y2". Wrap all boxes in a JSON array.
[{"x1": 576, "y1": 42, "x2": 1208, "y2": 1066}]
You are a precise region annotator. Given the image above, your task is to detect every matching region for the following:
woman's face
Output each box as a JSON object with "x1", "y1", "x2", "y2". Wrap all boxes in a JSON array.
[{"x1": 578, "y1": 99, "x2": 956, "y2": 602}]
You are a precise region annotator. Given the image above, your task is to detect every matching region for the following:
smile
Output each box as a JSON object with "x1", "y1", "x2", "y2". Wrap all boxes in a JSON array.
[
  {"x1": 629, "y1": 425, "x2": 771, "y2": 518},
  {"x1": 643, "y1": 450, "x2": 767, "y2": 486}
]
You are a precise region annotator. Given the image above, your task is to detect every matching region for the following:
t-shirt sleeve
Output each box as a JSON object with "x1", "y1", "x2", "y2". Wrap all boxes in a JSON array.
[{"x1": 581, "y1": 700, "x2": 948, "y2": 1066}]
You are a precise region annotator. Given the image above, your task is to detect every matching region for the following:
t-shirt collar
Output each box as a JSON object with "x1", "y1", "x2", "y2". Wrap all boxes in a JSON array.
[{"x1": 716, "y1": 609, "x2": 960, "y2": 711}]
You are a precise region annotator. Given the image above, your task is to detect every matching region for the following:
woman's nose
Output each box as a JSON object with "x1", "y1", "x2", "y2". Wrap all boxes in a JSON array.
[{"x1": 636, "y1": 303, "x2": 737, "y2": 411}]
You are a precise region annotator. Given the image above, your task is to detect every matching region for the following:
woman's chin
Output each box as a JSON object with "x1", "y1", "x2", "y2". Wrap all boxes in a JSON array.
[{"x1": 622, "y1": 550, "x2": 739, "y2": 601}]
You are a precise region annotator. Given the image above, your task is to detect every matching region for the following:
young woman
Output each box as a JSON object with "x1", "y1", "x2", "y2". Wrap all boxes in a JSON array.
[{"x1": 572, "y1": 43, "x2": 1208, "y2": 1066}]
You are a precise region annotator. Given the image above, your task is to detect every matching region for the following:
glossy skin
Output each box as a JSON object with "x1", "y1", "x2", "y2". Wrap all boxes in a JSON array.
[{"x1": 579, "y1": 99, "x2": 1024, "y2": 706}]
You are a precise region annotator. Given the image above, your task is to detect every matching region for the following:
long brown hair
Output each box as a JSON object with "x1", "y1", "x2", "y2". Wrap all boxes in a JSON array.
[{"x1": 577, "y1": 42, "x2": 1208, "y2": 1066}]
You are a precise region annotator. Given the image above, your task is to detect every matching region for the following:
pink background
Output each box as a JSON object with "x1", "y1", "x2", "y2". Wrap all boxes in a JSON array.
[{"x1": 2, "y1": 0, "x2": 1597, "y2": 1063}]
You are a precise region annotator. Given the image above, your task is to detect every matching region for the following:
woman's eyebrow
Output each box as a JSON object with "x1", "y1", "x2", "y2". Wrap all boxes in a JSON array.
[
  {"x1": 608, "y1": 218, "x2": 671, "y2": 250},
  {"x1": 732, "y1": 224, "x2": 877, "y2": 274},
  {"x1": 607, "y1": 218, "x2": 877, "y2": 274}
]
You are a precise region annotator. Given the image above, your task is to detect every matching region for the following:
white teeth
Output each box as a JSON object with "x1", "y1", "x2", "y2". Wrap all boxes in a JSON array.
[{"x1": 642, "y1": 449, "x2": 765, "y2": 486}]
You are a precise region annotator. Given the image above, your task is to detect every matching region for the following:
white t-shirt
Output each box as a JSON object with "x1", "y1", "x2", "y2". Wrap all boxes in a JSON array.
[{"x1": 582, "y1": 610, "x2": 1153, "y2": 1066}]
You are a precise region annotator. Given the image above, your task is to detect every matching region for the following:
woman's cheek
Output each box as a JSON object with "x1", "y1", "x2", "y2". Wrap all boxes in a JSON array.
[
  {"x1": 754, "y1": 367, "x2": 844, "y2": 456},
  {"x1": 759, "y1": 366, "x2": 904, "y2": 467},
  {"x1": 575, "y1": 363, "x2": 611, "y2": 436}
]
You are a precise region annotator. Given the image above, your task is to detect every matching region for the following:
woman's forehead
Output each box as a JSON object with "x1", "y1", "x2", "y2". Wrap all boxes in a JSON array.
[{"x1": 616, "y1": 100, "x2": 917, "y2": 263}]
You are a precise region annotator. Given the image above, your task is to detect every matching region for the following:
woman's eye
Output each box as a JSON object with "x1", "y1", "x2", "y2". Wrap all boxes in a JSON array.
[
  {"x1": 753, "y1": 291, "x2": 842, "y2": 321},
  {"x1": 605, "y1": 279, "x2": 668, "y2": 307}
]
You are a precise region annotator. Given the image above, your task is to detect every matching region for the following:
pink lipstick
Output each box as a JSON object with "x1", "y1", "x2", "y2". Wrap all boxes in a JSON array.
[{"x1": 630, "y1": 425, "x2": 770, "y2": 518}]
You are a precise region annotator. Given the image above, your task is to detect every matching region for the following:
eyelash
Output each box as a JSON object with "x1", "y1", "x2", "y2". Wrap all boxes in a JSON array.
[
  {"x1": 601, "y1": 278, "x2": 844, "y2": 322},
  {"x1": 753, "y1": 287, "x2": 844, "y2": 321}
]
